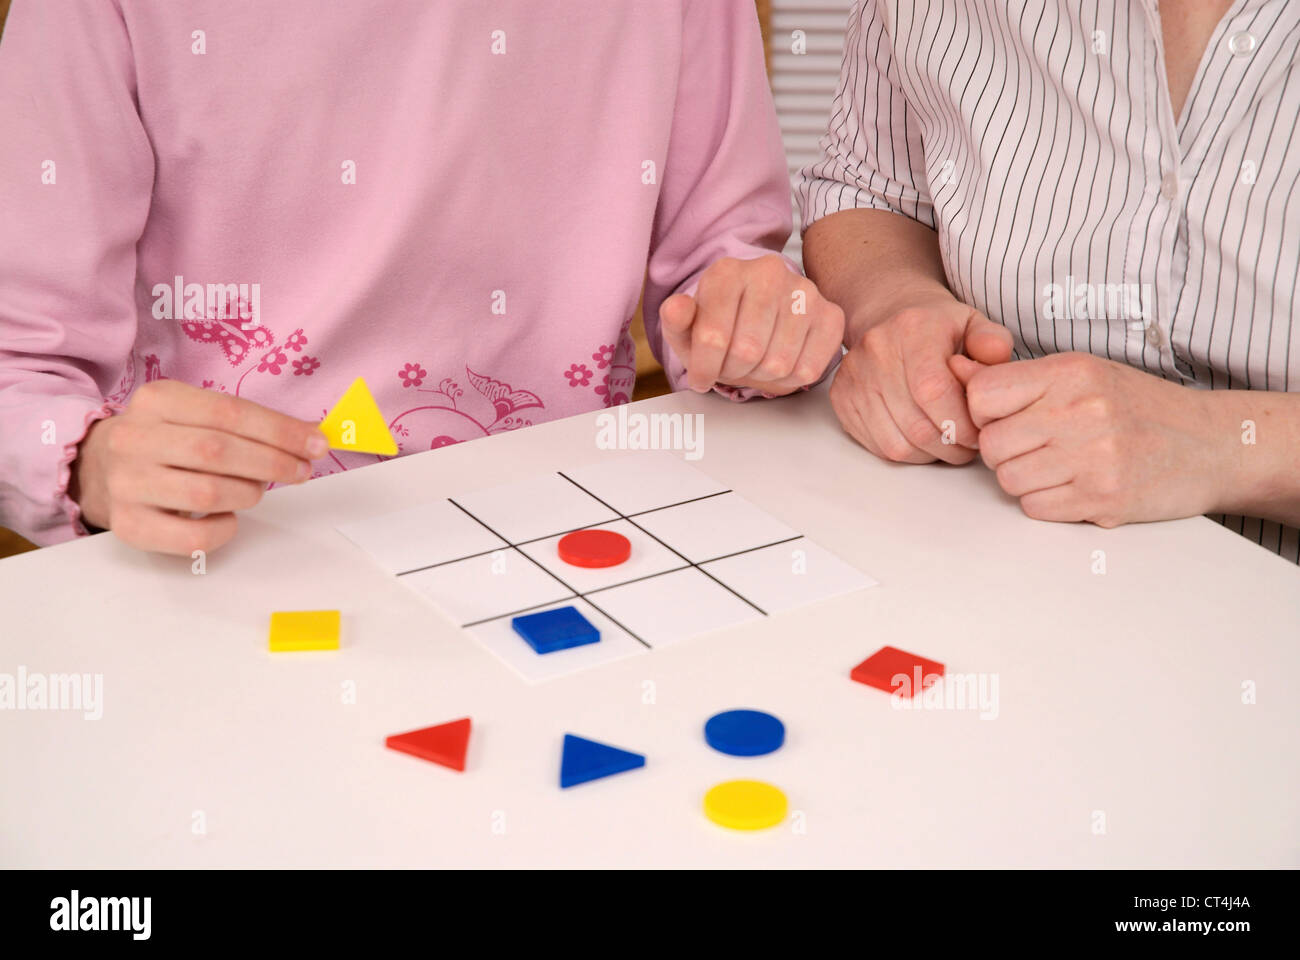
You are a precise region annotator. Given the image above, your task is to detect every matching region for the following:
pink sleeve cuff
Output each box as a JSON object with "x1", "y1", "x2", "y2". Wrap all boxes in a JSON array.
[
  {"x1": 712, "y1": 346, "x2": 844, "y2": 402},
  {"x1": 55, "y1": 400, "x2": 122, "y2": 538}
]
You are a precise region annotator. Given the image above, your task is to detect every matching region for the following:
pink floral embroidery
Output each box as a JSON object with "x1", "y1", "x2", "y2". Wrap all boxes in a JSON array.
[
  {"x1": 595, "y1": 373, "x2": 630, "y2": 407},
  {"x1": 465, "y1": 368, "x2": 543, "y2": 420},
  {"x1": 284, "y1": 330, "x2": 308, "y2": 353},
  {"x1": 564, "y1": 363, "x2": 592, "y2": 387},
  {"x1": 257, "y1": 349, "x2": 288, "y2": 375},
  {"x1": 565, "y1": 325, "x2": 637, "y2": 407},
  {"x1": 109, "y1": 352, "x2": 170, "y2": 402},
  {"x1": 180, "y1": 294, "x2": 273, "y2": 367},
  {"x1": 292, "y1": 356, "x2": 320, "y2": 376},
  {"x1": 386, "y1": 364, "x2": 547, "y2": 456},
  {"x1": 399, "y1": 362, "x2": 428, "y2": 388}
]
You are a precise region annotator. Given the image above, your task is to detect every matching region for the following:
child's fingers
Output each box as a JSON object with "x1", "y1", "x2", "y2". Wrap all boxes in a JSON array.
[
  {"x1": 717, "y1": 284, "x2": 780, "y2": 384},
  {"x1": 128, "y1": 379, "x2": 328, "y2": 459},
  {"x1": 686, "y1": 267, "x2": 744, "y2": 392},
  {"x1": 659, "y1": 293, "x2": 698, "y2": 373},
  {"x1": 786, "y1": 302, "x2": 845, "y2": 386},
  {"x1": 131, "y1": 421, "x2": 311, "y2": 484},
  {"x1": 129, "y1": 463, "x2": 268, "y2": 515},
  {"x1": 110, "y1": 502, "x2": 239, "y2": 556}
]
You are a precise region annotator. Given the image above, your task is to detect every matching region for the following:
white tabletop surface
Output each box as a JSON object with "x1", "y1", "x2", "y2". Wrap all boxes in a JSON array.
[{"x1": 2, "y1": 386, "x2": 1297, "y2": 868}]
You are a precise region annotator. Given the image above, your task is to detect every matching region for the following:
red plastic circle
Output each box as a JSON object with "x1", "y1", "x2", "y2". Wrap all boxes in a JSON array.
[{"x1": 557, "y1": 529, "x2": 632, "y2": 568}]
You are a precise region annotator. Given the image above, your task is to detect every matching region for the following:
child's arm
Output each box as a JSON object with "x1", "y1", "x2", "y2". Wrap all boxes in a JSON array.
[
  {"x1": 642, "y1": 0, "x2": 844, "y2": 398},
  {"x1": 0, "y1": 0, "x2": 152, "y2": 544},
  {"x1": 0, "y1": 1, "x2": 320, "y2": 553}
]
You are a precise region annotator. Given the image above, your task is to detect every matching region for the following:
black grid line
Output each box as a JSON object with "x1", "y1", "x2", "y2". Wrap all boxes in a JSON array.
[
  {"x1": 556, "y1": 472, "x2": 769, "y2": 616},
  {"x1": 392, "y1": 478, "x2": 811, "y2": 646},
  {"x1": 393, "y1": 488, "x2": 734, "y2": 577},
  {"x1": 446, "y1": 496, "x2": 582, "y2": 602},
  {"x1": 396, "y1": 528, "x2": 802, "y2": 583},
  {"x1": 624, "y1": 489, "x2": 732, "y2": 517},
  {"x1": 460, "y1": 596, "x2": 581, "y2": 629},
  {"x1": 445, "y1": 497, "x2": 651, "y2": 648},
  {"x1": 561, "y1": 537, "x2": 805, "y2": 606},
  {"x1": 569, "y1": 594, "x2": 653, "y2": 651},
  {"x1": 578, "y1": 563, "x2": 692, "y2": 596},
  {"x1": 693, "y1": 535, "x2": 803, "y2": 566}
]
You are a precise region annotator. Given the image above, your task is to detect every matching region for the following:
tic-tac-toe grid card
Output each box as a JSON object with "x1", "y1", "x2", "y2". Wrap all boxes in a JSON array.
[{"x1": 336, "y1": 453, "x2": 877, "y2": 682}]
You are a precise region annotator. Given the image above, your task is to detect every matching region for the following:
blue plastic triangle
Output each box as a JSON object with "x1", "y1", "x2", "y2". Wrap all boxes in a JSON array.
[{"x1": 560, "y1": 734, "x2": 645, "y2": 788}]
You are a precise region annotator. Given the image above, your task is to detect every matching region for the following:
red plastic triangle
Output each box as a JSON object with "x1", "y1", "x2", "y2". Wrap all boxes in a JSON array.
[{"x1": 385, "y1": 717, "x2": 471, "y2": 771}]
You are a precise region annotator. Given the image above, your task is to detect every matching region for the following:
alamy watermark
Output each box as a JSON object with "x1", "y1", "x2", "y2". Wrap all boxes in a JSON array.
[
  {"x1": 890, "y1": 668, "x2": 1000, "y2": 720},
  {"x1": 595, "y1": 405, "x2": 704, "y2": 460},
  {"x1": 50, "y1": 891, "x2": 150, "y2": 940},
  {"x1": 1043, "y1": 277, "x2": 1153, "y2": 331},
  {"x1": 151, "y1": 274, "x2": 260, "y2": 328},
  {"x1": 0, "y1": 666, "x2": 103, "y2": 719}
]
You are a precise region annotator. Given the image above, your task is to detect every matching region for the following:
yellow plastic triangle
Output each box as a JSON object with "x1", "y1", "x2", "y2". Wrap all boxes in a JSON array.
[{"x1": 319, "y1": 377, "x2": 398, "y2": 455}]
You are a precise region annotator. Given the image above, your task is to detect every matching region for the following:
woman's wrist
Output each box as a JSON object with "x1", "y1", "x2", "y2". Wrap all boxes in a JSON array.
[
  {"x1": 1205, "y1": 389, "x2": 1300, "y2": 523},
  {"x1": 844, "y1": 282, "x2": 961, "y2": 346}
]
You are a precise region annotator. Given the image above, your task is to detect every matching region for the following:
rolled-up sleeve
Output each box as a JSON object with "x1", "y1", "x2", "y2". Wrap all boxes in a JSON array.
[{"x1": 794, "y1": 0, "x2": 934, "y2": 232}]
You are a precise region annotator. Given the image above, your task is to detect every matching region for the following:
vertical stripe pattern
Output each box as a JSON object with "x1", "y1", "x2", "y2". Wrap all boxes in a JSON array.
[{"x1": 796, "y1": 0, "x2": 1300, "y2": 563}]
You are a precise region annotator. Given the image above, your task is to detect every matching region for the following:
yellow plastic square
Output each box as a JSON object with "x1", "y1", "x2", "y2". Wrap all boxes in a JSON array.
[{"x1": 269, "y1": 610, "x2": 340, "y2": 652}]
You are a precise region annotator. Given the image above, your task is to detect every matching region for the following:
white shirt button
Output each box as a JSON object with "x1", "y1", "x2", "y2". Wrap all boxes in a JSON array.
[
  {"x1": 1146, "y1": 323, "x2": 1163, "y2": 347},
  {"x1": 1161, "y1": 172, "x2": 1179, "y2": 199},
  {"x1": 1228, "y1": 32, "x2": 1257, "y2": 57}
]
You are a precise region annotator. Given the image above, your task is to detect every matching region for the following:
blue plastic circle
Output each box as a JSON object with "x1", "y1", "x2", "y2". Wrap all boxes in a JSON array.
[{"x1": 704, "y1": 709, "x2": 785, "y2": 757}]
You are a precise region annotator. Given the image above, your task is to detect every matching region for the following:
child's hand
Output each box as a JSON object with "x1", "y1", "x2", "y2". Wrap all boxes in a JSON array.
[
  {"x1": 71, "y1": 381, "x2": 329, "y2": 555},
  {"x1": 659, "y1": 255, "x2": 845, "y2": 396}
]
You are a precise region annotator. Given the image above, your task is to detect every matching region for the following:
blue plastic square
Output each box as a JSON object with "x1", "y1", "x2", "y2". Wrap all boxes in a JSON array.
[{"x1": 511, "y1": 605, "x2": 600, "y2": 654}]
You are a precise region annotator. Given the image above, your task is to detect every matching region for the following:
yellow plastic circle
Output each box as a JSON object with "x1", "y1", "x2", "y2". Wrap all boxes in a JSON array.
[{"x1": 703, "y1": 780, "x2": 788, "y2": 831}]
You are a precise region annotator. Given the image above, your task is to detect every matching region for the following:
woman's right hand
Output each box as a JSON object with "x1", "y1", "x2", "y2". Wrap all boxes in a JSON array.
[{"x1": 72, "y1": 380, "x2": 329, "y2": 555}]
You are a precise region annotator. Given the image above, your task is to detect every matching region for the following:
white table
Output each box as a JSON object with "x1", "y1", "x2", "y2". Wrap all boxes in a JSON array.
[{"x1": 2, "y1": 387, "x2": 1297, "y2": 868}]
